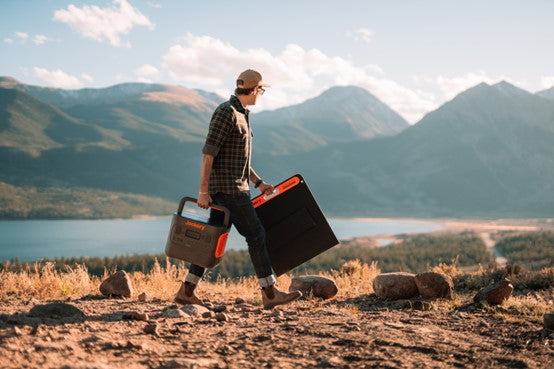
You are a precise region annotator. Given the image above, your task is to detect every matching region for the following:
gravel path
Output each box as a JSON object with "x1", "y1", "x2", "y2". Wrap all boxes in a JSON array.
[{"x1": 0, "y1": 295, "x2": 551, "y2": 369}]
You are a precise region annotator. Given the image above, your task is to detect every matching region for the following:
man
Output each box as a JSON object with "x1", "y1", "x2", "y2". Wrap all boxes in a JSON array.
[{"x1": 174, "y1": 69, "x2": 302, "y2": 309}]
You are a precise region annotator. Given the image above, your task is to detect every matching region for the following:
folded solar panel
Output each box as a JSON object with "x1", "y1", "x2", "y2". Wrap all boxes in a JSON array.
[{"x1": 252, "y1": 174, "x2": 339, "y2": 276}]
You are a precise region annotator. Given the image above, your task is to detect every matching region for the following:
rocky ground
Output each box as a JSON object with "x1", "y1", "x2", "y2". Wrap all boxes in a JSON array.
[{"x1": 0, "y1": 293, "x2": 552, "y2": 369}]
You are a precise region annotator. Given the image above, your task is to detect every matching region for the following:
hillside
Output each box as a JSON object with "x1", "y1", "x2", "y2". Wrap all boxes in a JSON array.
[
  {"x1": 0, "y1": 88, "x2": 127, "y2": 156},
  {"x1": 0, "y1": 78, "x2": 412, "y2": 215},
  {"x1": 254, "y1": 86, "x2": 408, "y2": 155},
  {"x1": 0, "y1": 181, "x2": 174, "y2": 219},
  {"x1": 269, "y1": 81, "x2": 554, "y2": 216},
  {"x1": 536, "y1": 86, "x2": 554, "y2": 101},
  {"x1": 1, "y1": 78, "x2": 554, "y2": 218}
]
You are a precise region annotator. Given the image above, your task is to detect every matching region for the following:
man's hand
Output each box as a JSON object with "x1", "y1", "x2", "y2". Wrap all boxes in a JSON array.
[
  {"x1": 198, "y1": 193, "x2": 212, "y2": 209},
  {"x1": 258, "y1": 182, "x2": 275, "y2": 196}
]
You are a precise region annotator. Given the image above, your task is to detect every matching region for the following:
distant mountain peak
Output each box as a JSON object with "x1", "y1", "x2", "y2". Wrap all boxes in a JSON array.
[
  {"x1": 491, "y1": 80, "x2": 530, "y2": 97},
  {"x1": 451, "y1": 80, "x2": 532, "y2": 104},
  {"x1": 536, "y1": 86, "x2": 554, "y2": 101},
  {"x1": 0, "y1": 76, "x2": 20, "y2": 88},
  {"x1": 316, "y1": 85, "x2": 378, "y2": 101},
  {"x1": 492, "y1": 80, "x2": 511, "y2": 87}
]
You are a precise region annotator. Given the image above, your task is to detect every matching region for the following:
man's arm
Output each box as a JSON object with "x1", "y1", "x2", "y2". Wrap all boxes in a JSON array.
[
  {"x1": 198, "y1": 154, "x2": 214, "y2": 209},
  {"x1": 249, "y1": 167, "x2": 261, "y2": 185},
  {"x1": 249, "y1": 167, "x2": 274, "y2": 195}
]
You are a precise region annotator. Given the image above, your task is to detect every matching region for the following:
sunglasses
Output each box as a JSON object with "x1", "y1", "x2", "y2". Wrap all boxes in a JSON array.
[{"x1": 257, "y1": 87, "x2": 265, "y2": 95}]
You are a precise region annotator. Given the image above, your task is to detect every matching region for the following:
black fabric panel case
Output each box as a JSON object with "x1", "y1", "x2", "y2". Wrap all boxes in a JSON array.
[{"x1": 252, "y1": 174, "x2": 339, "y2": 275}]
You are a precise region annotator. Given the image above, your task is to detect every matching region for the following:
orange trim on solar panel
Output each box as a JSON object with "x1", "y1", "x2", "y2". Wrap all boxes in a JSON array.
[{"x1": 252, "y1": 175, "x2": 301, "y2": 208}]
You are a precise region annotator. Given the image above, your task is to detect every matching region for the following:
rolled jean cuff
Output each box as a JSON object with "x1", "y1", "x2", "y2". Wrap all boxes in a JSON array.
[
  {"x1": 258, "y1": 274, "x2": 277, "y2": 288},
  {"x1": 185, "y1": 272, "x2": 203, "y2": 285}
]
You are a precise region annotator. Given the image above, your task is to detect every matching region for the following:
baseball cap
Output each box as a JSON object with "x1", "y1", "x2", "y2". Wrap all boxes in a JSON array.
[{"x1": 236, "y1": 69, "x2": 271, "y2": 89}]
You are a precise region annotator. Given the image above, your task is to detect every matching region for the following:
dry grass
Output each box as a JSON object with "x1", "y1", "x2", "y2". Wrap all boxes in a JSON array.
[
  {"x1": 0, "y1": 258, "x2": 380, "y2": 302},
  {"x1": 0, "y1": 262, "x2": 101, "y2": 300},
  {"x1": 1, "y1": 259, "x2": 551, "y2": 319}
]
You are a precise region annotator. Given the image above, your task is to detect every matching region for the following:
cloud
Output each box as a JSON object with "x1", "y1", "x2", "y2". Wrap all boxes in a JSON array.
[
  {"x1": 53, "y1": 0, "x2": 154, "y2": 47},
  {"x1": 540, "y1": 76, "x2": 554, "y2": 89},
  {"x1": 147, "y1": 2, "x2": 161, "y2": 8},
  {"x1": 356, "y1": 28, "x2": 372, "y2": 44},
  {"x1": 32, "y1": 34, "x2": 50, "y2": 45},
  {"x1": 134, "y1": 64, "x2": 160, "y2": 83},
  {"x1": 134, "y1": 64, "x2": 160, "y2": 81},
  {"x1": 15, "y1": 32, "x2": 29, "y2": 40},
  {"x1": 3, "y1": 38, "x2": 13, "y2": 44},
  {"x1": 81, "y1": 73, "x2": 94, "y2": 82},
  {"x1": 162, "y1": 34, "x2": 435, "y2": 122},
  {"x1": 346, "y1": 28, "x2": 373, "y2": 44},
  {"x1": 33, "y1": 67, "x2": 84, "y2": 89}
]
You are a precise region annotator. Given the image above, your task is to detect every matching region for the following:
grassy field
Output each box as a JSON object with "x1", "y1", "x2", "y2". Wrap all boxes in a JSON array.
[{"x1": 495, "y1": 231, "x2": 554, "y2": 269}]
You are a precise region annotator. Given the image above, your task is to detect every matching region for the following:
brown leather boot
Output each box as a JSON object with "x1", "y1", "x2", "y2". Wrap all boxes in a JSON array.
[
  {"x1": 174, "y1": 281, "x2": 203, "y2": 305},
  {"x1": 262, "y1": 285, "x2": 302, "y2": 309}
]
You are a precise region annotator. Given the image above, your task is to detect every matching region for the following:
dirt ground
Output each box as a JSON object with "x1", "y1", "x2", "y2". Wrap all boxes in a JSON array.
[{"x1": 0, "y1": 294, "x2": 552, "y2": 369}]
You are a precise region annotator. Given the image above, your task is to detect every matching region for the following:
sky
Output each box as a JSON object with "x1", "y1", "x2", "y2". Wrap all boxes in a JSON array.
[{"x1": 1, "y1": 0, "x2": 553, "y2": 123}]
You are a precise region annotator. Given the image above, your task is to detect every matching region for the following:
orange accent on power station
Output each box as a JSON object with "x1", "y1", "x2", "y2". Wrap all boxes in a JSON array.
[
  {"x1": 215, "y1": 232, "x2": 229, "y2": 258},
  {"x1": 252, "y1": 175, "x2": 301, "y2": 208}
]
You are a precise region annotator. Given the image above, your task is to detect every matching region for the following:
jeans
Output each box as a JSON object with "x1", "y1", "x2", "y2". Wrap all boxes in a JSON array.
[{"x1": 187, "y1": 192, "x2": 274, "y2": 283}]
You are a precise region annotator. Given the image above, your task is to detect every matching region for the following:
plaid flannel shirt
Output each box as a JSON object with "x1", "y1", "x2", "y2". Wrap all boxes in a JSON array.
[{"x1": 203, "y1": 95, "x2": 253, "y2": 195}]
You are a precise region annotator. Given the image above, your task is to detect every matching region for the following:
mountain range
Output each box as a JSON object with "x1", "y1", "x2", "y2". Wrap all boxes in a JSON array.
[{"x1": 1, "y1": 76, "x2": 553, "y2": 218}]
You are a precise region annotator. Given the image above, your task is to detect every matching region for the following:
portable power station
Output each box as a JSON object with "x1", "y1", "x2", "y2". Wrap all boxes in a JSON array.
[{"x1": 165, "y1": 197, "x2": 231, "y2": 268}]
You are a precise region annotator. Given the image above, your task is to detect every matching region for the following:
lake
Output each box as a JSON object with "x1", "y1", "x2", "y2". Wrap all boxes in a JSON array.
[{"x1": 0, "y1": 217, "x2": 444, "y2": 262}]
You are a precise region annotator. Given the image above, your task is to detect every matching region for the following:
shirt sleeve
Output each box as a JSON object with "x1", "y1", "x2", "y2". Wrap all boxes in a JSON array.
[{"x1": 202, "y1": 106, "x2": 234, "y2": 156}]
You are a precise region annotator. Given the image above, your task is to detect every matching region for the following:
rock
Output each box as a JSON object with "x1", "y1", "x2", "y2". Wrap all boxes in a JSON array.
[
  {"x1": 29, "y1": 302, "x2": 86, "y2": 319},
  {"x1": 544, "y1": 314, "x2": 554, "y2": 330},
  {"x1": 473, "y1": 278, "x2": 513, "y2": 305},
  {"x1": 235, "y1": 297, "x2": 245, "y2": 304},
  {"x1": 215, "y1": 313, "x2": 228, "y2": 322},
  {"x1": 122, "y1": 311, "x2": 149, "y2": 321},
  {"x1": 144, "y1": 322, "x2": 159, "y2": 336},
  {"x1": 12, "y1": 326, "x2": 23, "y2": 336},
  {"x1": 31, "y1": 324, "x2": 41, "y2": 335},
  {"x1": 163, "y1": 309, "x2": 188, "y2": 319},
  {"x1": 411, "y1": 300, "x2": 432, "y2": 311},
  {"x1": 181, "y1": 304, "x2": 210, "y2": 317},
  {"x1": 213, "y1": 305, "x2": 227, "y2": 313},
  {"x1": 99, "y1": 270, "x2": 133, "y2": 298},
  {"x1": 81, "y1": 335, "x2": 105, "y2": 344},
  {"x1": 61, "y1": 363, "x2": 114, "y2": 369},
  {"x1": 202, "y1": 311, "x2": 215, "y2": 319},
  {"x1": 373, "y1": 272, "x2": 418, "y2": 300},
  {"x1": 234, "y1": 303, "x2": 255, "y2": 312},
  {"x1": 125, "y1": 340, "x2": 145, "y2": 351},
  {"x1": 163, "y1": 358, "x2": 220, "y2": 368},
  {"x1": 289, "y1": 275, "x2": 338, "y2": 299},
  {"x1": 317, "y1": 356, "x2": 342, "y2": 367},
  {"x1": 414, "y1": 272, "x2": 454, "y2": 299},
  {"x1": 137, "y1": 292, "x2": 148, "y2": 302}
]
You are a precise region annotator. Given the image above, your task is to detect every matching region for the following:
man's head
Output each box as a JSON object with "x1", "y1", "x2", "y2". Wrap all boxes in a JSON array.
[{"x1": 235, "y1": 69, "x2": 270, "y2": 106}]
